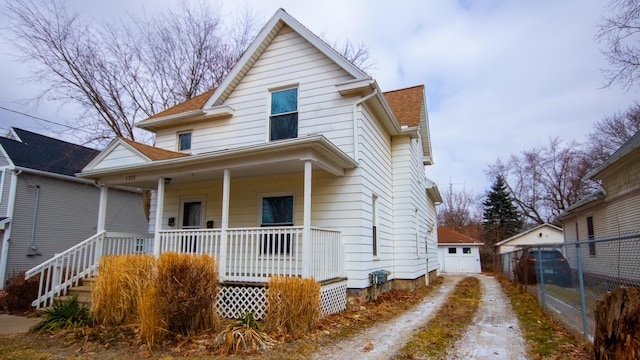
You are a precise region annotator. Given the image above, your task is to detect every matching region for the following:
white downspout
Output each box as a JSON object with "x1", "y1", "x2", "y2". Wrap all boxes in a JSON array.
[
  {"x1": 0, "y1": 169, "x2": 21, "y2": 289},
  {"x1": 352, "y1": 90, "x2": 378, "y2": 163}
]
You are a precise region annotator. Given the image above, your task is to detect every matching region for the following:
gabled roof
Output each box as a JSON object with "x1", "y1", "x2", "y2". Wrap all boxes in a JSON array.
[
  {"x1": 120, "y1": 138, "x2": 189, "y2": 161},
  {"x1": 494, "y1": 223, "x2": 563, "y2": 247},
  {"x1": 82, "y1": 137, "x2": 189, "y2": 173},
  {"x1": 0, "y1": 128, "x2": 99, "y2": 176},
  {"x1": 437, "y1": 226, "x2": 484, "y2": 245},
  {"x1": 585, "y1": 130, "x2": 640, "y2": 180},
  {"x1": 203, "y1": 8, "x2": 369, "y2": 109}
]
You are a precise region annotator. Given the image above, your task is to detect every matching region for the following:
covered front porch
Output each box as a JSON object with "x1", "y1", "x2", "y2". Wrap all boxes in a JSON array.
[{"x1": 27, "y1": 136, "x2": 355, "y2": 315}]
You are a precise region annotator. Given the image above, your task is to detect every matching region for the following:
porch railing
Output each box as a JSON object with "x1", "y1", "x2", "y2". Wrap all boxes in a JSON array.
[
  {"x1": 157, "y1": 227, "x2": 345, "y2": 282},
  {"x1": 25, "y1": 231, "x2": 154, "y2": 308},
  {"x1": 26, "y1": 227, "x2": 344, "y2": 308}
]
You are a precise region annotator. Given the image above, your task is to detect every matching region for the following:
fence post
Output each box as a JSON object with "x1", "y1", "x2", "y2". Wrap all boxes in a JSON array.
[
  {"x1": 575, "y1": 242, "x2": 589, "y2": 339},
  {"x1": 537, "y1": 248, "x2": 547, "y2": 311}
]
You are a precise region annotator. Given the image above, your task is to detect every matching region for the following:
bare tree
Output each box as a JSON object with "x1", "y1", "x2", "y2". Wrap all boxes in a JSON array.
[
  {"x1": 5, "y1": 0, "x2": 258, "y2": 145},
  {"x1": 597, "y1": 0, "x2": 640, "y2": 90},
  {"x1": 332, "y1": 39, "x2": 377, "y2": 74},
  {"x1": 487, "y1": 138, "x2": 596, "y2": 225},
  {"x1": 586, "y1": 102, "x2": 640, "y2": 164},
  {"x1": 437, "y1": 183, "x2": 481, "y2": 231}
]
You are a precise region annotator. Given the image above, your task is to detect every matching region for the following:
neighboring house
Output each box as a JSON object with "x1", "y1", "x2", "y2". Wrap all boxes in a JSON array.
[
  {"x1": 0, "y1": 128, "x2": 148, "y2": 288},
  {"x1": 27, "y1": 9, "x2": 442, "y2": 316},
  {"x1": 494, "y1": 223, "x2": 564, "y2": 255},
  {"x1": 437, "y1": 226, "x2": 483, "y2": 273},
  {"x1": 558, "y1": 130, "x2": 640, "y2": 284}
]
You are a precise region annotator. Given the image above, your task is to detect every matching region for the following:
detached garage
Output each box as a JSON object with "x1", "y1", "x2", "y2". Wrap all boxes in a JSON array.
[{"x1": 437, "y1": 226, "x2": 483, "y2": 273}]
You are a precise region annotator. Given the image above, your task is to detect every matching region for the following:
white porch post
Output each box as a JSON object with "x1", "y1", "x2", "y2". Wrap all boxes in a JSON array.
[
  {"x1": 219, "y1": 169, "x2": 230, "y2": 281},
  {"x1": 153, "y1": 178, "x2": 165, "y2": 257},
  {"x1": 94, "y1": 185, "x2": 108, "y2": 265},
  {"x1": 96, "y1": 185, "x2": 108, "y2": 233},
  {"x1": 302, "y1": 160, "x2": 312, "y2": 278}
]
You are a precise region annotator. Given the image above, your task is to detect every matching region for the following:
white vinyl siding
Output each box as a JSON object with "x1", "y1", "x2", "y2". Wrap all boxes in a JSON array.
[
  {"x1": 92, "y1": 143, "x2": 149, "y2": 169},
  {"x1": 392, "y1": 134, "x2": 433, "y2": 280},
  {"x1": 153, "y1": 26, "x2": 356, "y2": 157}
]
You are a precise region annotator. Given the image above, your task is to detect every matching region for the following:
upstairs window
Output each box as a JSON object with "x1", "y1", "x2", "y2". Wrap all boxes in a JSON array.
[
  {"x1": 178, "y1": 131, "x2": 192, "y2": 151},
  {"x1": 270, "y1": 88, "x2": 298, "y2": 141}
]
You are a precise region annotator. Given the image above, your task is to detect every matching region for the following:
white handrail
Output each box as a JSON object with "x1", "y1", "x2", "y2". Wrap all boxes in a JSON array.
[{"x1": 26, "y1": 231, "x2": 154, "y2": 308}]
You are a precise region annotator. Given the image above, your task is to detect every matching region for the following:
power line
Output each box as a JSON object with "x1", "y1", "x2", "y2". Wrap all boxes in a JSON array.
[{"x1": 0, "y1": 105, "x2": 93, "y2": 134}]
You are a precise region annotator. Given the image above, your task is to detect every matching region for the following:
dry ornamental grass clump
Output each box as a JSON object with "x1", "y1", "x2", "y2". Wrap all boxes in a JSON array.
[
  {"x1": 265, "y1": 276, "x2": 321, "y2": 338},
  {"x1": 91, "y1": 255, "x2": 155, "y2": 325},
  {"x1": 91, "y1": 253, "x2": 219, "y2": 348},
  {"x1": 153, "y1": 253, "x2": 219, "y2": 338}
]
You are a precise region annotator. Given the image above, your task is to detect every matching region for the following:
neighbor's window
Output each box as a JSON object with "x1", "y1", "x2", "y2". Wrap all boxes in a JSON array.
[
  {"x1": 372, "y1": 194, "x2": 379, "y2": 256},
  {"x1": 463, "y1": 247, "x2": 471, "y2": 254},
  {"x1": 270, "y1": 87, "x2": 298, "y2": 141},
  {"x1": 448, "y1": 248, "x2": 457, "y2": 254},
  {"x1": 178, "y1": 131, "x2": 192, "y2": 151},
  {"x1": 587, "y1": 216, "x2": 596, "y2": 256}
]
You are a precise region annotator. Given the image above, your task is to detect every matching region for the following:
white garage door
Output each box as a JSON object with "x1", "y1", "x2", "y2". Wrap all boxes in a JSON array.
[{"x1": 443, "y1": 246, "x2": 478, "y2": 273}]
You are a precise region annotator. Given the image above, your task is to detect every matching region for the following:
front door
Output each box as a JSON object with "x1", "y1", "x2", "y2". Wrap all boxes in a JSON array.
[{"x1": 180, "y1": 198, "x2": 204, "y2": 252}]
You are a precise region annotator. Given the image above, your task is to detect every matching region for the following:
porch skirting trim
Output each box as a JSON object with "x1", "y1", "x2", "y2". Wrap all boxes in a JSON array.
[{"x1": 216, "y1": 280, "x2": 347, "y2": 319}]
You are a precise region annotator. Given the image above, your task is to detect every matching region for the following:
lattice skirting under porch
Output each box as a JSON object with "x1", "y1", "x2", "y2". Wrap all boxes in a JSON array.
[{"x1": 216, "y1": 280, "x2": 347, "y2": 319}]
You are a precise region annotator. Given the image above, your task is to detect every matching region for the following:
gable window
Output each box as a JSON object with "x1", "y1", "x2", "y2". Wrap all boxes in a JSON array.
[
  {"x1": 587, "y1": 216, "x2": 596, "y2": 256},
  {"x1": 261, "y1": 195, "x2": 294, "y2": 254},
  {"x1": 178, "y1": 131, "x2": 192, "y2": 151},
  {"x1": 270, "y1": 87, "x2": 298, "y2": 141}
]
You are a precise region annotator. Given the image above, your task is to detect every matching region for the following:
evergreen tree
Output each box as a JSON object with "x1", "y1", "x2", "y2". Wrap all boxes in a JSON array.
[{"x1": 482, "y1": 175, "x2": 523, "y2": 245}]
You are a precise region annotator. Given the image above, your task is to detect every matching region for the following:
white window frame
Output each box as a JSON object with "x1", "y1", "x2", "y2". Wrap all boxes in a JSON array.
[
  {"x1": 266, "y1": 86, "x2": 299, "y2": 142},
  {"x1": 258, "y1": 192, "x2": 295, "y2": 226},
  {"x1": 177, "y1": 130, "x2": 193, "y2": 152},
  {"x1": 179, "y1": 196, "x2": 206, "y2": 229}
]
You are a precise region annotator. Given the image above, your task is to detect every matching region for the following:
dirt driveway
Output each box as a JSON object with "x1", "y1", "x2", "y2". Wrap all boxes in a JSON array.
[{"x1": 312, "y1": 274, "x2": 526, "y2": 360}]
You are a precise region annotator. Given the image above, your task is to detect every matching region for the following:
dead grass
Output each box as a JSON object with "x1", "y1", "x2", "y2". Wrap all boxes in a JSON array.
[
  {"x1": 92, "y1": 255, "x2": 155, "y2": 326},
  {"x1": 265, "y1": 276, "x2": 321, "y2": 339},
  {"x1": 499, "y1": 276, "x2": 594, "y2": 359},
  {"x1": 394, "y1": 276, "x2": 482, "y2": 359}
]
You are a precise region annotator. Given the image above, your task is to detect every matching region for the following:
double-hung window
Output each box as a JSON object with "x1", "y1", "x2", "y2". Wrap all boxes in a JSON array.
[
  {"x1": 270, "y1": 88, "x2": 298, "y2": 141},
  {"x1": 178, "y1": 131, "x2": 192, "y2": 151}
]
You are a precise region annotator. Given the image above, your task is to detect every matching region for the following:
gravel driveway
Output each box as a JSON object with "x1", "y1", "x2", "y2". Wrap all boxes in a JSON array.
[{"x1": 312, "y1": 274, "x2": 527, "y2": 360}]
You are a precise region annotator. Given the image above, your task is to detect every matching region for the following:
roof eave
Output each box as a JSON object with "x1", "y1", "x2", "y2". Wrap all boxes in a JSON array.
[{"x1": 136, "y1": 106, "x2": 234, "y2": 132}]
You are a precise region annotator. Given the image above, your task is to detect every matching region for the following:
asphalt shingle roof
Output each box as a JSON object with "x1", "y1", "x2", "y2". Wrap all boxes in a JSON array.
[
  {"x1": 437, "y1": 226, "x2": 484, "y2": 244},
  {"x1": 0, "y1": 128, "x2": 99, "y2": 176}
]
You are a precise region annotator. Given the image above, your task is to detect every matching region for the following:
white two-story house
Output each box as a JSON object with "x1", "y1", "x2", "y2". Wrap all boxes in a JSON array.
[{"x1": 27, "y1": 9, "x2": 441, "y2": 317}]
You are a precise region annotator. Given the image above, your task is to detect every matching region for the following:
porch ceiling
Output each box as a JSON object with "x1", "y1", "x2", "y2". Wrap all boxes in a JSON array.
[{"x1": 79, "y1": 135, "x2": 358, "y2": 188}]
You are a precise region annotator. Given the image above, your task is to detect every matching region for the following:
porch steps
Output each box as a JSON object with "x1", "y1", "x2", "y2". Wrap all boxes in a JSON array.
[{"x1": 56, "y1": 277, "x2": 96, "y2": 308}]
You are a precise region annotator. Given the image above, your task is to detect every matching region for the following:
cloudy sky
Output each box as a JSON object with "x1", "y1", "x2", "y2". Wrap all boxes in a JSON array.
[{"x1": 0, "y1": 0, "x2": 637, "y2": 195}]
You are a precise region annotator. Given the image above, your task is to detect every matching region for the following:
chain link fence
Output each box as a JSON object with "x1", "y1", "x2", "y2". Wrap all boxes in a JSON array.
[{"x1": 496, "y1": 231, "x2": 640, "y2": 342}]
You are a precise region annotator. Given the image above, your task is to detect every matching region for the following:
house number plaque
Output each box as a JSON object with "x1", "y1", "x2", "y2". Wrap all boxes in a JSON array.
[{"x1": 125, "y1": 174, "x2": 136, "y2": 181}]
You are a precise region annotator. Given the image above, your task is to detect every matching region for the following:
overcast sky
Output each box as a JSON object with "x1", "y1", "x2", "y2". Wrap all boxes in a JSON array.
[{"x1": 0, "y1": 0, "x2": 637, "y2": 195}]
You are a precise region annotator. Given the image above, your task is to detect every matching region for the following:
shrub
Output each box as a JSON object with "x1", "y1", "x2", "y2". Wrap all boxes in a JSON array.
[
  {"x1": 92, "y1": 255, "x2": 155, "y2": 325},
  {"x1": 215, "y1": 311, "x2": 274, "y2": 354},
  {"x1": 153, "y1": 253, "x2": 219, "y2": 337},
  {"x1": 265, "y1": 276, "x2": 321, "y2": 338},
  {"x1": 33, "y1": 296, "x2": 91, "y2": 332},
  {"x1": 1, "y1": 271, "x2": 39, "y2": 314}
]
